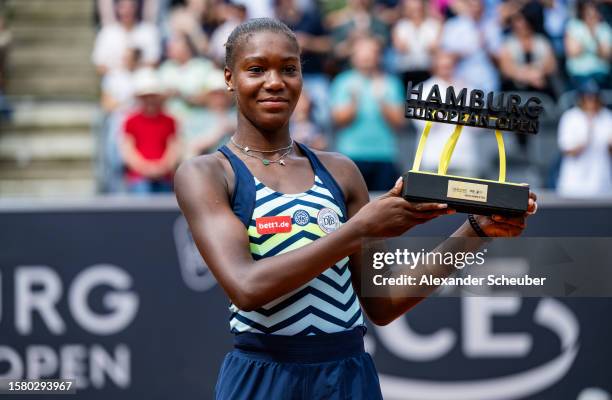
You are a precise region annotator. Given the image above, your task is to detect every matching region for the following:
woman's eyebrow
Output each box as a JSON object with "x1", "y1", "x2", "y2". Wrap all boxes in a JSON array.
[
  {"x1": 243, "y1": 56, "x2": 265, "y2": 63},
  {"x1": 242, "y1": 55, "x2": 299, "y2": 63}
]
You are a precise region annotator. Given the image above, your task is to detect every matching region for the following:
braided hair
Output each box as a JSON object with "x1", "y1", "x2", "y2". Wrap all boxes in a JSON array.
[{"x1": 224, "y1": 18, "x2": 299, "y2": 69}]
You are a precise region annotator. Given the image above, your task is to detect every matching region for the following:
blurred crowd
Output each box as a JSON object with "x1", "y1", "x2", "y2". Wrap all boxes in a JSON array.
[{"x1": 91, "y1": 0, "x2": 612, "y2": 197}]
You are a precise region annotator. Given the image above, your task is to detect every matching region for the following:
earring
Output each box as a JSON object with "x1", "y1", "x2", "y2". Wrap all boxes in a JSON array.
[{"x1": 227, "y1": 87, "x2": 233, "y2": 92}]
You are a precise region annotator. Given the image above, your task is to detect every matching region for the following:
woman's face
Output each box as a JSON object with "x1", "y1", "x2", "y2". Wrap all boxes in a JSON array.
[
  {"x1": 511, "y1": 14, "x2": 532, "y2": 36},
  {"x1": 579, "y1": 94, "x2": 601, "y2": 113},
  {"x1": 167, "y1": 37, "x2": 193, "y2": 64},
  {"x1": 583, "y1": 4, "x2": 601, "y2": 26},
  {"x1": 403, "y1": 0, "x2": 424, "y2": 19},
  {"x1": 226, "y1": 31, "x2": 302, "y2": 132}
]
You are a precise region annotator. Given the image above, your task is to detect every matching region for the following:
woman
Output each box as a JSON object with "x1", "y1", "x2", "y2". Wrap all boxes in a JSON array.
[
  {"x1": 499, "y1": 8, "x2": 557, "y2": 96},
  {"x1": 565, "y1": 0, "x2": 612, "y2": 88},
  {"x1": 330, "y1": 35, "x2": 405, "y2": 191},
  {"x1": 392, "y1": 0, "x2": 441, "y2": 88},
  {"x1": 158, "y1": 33, "x2": 216, "y2": 138},
  {"x1": 174, "y1": 18, "x2": 537, "y2": 399},
  {"x1": 557, "y1": 81, "x2": 612, "y2": 197}
]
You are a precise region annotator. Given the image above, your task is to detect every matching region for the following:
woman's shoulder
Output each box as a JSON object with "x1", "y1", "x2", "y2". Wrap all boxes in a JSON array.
[
  {"x1": 309, "y1": 148, "x2": 354, "y2": 169},
  {"x1": 175, "y1": 152, "x2": 232, "y2": 198},
  {"x1": 307, "y1": 149, "x2": 363, "y2": 189}
]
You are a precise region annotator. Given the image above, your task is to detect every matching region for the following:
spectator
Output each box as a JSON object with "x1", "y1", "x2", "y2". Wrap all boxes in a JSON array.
[
  {"x1": 120, "y1": 68, "x2": 180, "y2": 194},
  {"x1": 100, "y1": 47, "x2": 143, "y2": 192},
  {"x1": 564, "y1": 0, "x2": 611, "y2": 88},
  {"x1": 166, "y1": 0, "x2": 211, "y2": 56},
  {"x1": 183, "y1": 70, "x2": 236, "y2": 159},
  {"x1": 374, "y1": 0, "x2": 404, "y2": 25},
  {"x1": 329, "y1": 0, "x2": 390, "y2": 68},
  {"x1": 543, "y1": 0, "x2": 570, "y2": 55},
  {"x1": 158, "y1": 33, "x2": 216, "y2": 137},
  {"x1": 498, "y1": 0, "x2": 546, "y2": 34},
  {"x1": 208, "y1": 2, "x2": 247, "y2": 66},
  {"x1": 291, "y1": 91, "x2": 328, "y2": 150},
  {"x1": 231, "y1": 0, "x2": 274, "y2": 18},
  {"x1": 557, "y1": 81, "x2": 612, "y2": 197},
  {"x1": 412, "y1": 50, "x2": 481, "y2": 177},
  {"x1": 101, "y1": 47, "x2": 142, "y2": 113},
  {"x1": 275, "y1": 0, "x2": 332, "y2": 131},
  {"x1": 392, "y1": 0, "x2": 441, "y2": 87},
  {"x1": 499, "y1": 7, "x2": 557, "y2": 95},
  {"x1": 97, "y1": 0, "x2": 158, "y2": 26},
  {"x1": 440, "y1": 0, "x2": 502, "y2": 92},
  {"x1": 330, "y1": 36, "x2": 404, "y2": 191},
  {"x1": 92, "y1": 0, "x2": 161, "y2": 75}
]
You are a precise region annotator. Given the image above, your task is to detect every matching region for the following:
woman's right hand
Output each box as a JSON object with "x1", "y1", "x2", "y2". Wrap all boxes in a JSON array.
[{"x1": 350, "y1": 177, "x2": 455, "y2": 238}]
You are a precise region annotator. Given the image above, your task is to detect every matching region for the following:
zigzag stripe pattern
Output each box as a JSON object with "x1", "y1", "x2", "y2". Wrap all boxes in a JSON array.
[{"x1": 230, "y1": 176, "x2": 364, "y2": 335}]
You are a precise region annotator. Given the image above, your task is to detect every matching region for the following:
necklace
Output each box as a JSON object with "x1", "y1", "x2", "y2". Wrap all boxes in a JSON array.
[
  {"x1": 230, "y1": 136, "x2": 293, "y2": 166},
  {"x1": 230, "y1": 136, "x2": 293, "y2": 153}
]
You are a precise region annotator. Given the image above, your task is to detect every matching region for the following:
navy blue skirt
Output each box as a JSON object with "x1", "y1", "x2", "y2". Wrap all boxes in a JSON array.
[{"x1": 215, "y1": 327, "x2": 383, "y2": 400}]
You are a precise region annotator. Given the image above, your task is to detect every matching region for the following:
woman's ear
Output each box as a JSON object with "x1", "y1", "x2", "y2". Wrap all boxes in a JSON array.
[{"x1": 224, "y1": 67, "x2": 234, "y2": 92}]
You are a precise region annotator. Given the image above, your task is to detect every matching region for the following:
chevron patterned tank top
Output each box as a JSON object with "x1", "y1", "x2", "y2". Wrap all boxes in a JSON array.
[{"x1": 218, "y1": 143, "x2": 364, "y2": 336}]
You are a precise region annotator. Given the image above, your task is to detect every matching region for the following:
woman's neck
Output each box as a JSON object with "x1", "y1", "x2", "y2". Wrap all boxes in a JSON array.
[{"x1": 233, "y1": 114, "x2": 292, "y2": 151}]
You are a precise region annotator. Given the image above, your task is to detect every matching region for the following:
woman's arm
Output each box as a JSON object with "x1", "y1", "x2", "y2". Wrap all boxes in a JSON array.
[
  {"x1": 564, "y1": 33, "x2": 583, "y2": 58},
  {"x1": 331, "y1": 100, "x2": 358, "y2": 128},
  {"x1": 337, "y1": 156, "x2": 537, "y2": 325},
  {"x1": 174, "y1": 154, "x2": 450, "y2": 312}
]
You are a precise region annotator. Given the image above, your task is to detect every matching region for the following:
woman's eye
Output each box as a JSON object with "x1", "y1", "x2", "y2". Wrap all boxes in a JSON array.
[
  {"x1": 284, "y1": 66, "x2": 297, "y2": 74},
  {"x1": 248, "y1": 66, "x2": 264, "y2": 74}
]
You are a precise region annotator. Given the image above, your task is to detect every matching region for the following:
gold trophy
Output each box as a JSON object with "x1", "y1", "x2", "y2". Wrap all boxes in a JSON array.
[{"x1": 402, "y1": 82, "x2": 542, "y2": 215}]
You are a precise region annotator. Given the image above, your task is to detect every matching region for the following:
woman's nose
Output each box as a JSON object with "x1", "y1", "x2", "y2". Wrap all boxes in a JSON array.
[{"x1": 264, "y1": 70, "x2": 284, "y2": 90}]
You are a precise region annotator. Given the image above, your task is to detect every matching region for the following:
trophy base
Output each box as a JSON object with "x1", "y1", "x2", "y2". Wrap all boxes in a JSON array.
[{"x1": 401, "y1": 171, "x2": 529, "y2": 216}]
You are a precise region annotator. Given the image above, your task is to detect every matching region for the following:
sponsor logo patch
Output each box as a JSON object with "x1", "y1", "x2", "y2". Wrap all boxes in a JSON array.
[
  {"x1": 256, "y1": 216, "x2": 292, "y2": 234},
  {"x1": 317, "y1": 208, "x2": 340, "y2": 234},
  {"x1": 292, "y1": 209, "x2": 310, "y2": 226}
]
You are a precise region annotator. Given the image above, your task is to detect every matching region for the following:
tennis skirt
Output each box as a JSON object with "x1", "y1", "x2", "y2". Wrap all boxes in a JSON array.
[{"x1": 214, "y1": 327, "x2": 383, "y2": 400}]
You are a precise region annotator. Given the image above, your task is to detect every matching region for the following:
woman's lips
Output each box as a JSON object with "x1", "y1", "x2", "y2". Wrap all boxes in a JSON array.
[
  {"x1": 258, "y1": 97, "x2": 289, "y2": 104},
  {"x1": 257, "y1": 98, "x2": 289, "y2": 110}
]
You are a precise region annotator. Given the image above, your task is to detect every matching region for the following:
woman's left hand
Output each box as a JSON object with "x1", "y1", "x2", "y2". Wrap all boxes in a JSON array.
[{"x1": 475, "y1": 191, "x2": 538, "y2": 237}]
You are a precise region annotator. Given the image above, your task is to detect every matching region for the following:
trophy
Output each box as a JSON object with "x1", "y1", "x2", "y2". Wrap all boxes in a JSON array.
[{"x1": 402, "y1": 82, "x2": 542, "y2": 216}]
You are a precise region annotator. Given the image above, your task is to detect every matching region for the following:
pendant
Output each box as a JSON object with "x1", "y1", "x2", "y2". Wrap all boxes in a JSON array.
[
  {"x1": 244, "y1": 146, "x2": 250, "y2": 153},
  {"x1": 262, "y1": 159, "x2": 270, "y2": 166},
  {"x1": 279, "y1": 159, "x2": 286, "y2": 166}
]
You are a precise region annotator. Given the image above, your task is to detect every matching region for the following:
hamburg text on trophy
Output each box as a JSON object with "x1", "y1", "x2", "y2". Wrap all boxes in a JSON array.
[{"x1": 405, "y1": 82, "x2": 544, "y2": 134}]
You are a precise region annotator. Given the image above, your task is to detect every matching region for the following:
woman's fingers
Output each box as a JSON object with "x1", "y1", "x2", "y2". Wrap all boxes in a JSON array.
[
  {"x1": 409, "y1": 208, "x2": 456, "y2": 220},
  {"x1": 405, "y1": 202, "x2": 449, "y2": 211},
  {"x1": 527, "y1": 197, "x2": 538, "y2": 215}
]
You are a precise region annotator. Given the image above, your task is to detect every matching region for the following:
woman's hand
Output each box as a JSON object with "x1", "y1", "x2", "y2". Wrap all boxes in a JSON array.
[
  {"x1": 474, "y1": 191, "x2": 538, "y2": 237},
  {"x1": 350, "y1": 177, "x2": 455, "y2": 238}
]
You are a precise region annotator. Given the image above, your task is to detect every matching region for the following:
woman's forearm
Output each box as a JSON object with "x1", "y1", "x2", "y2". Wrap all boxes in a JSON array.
[
  {"x1": 361, "y1": 221, "x2": 487, "y2": 324},
  {"x1": 233, "y1": 218, "x2": 367, "y2": 311}
]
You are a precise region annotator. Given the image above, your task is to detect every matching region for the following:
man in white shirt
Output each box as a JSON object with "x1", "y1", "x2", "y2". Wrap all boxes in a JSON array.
[
  {"x1": 557, "y1": 82, "x2": 612, "y2": 197},
  {"x1": 92, "y1": 0, "x2": 160, "y2": 75}
]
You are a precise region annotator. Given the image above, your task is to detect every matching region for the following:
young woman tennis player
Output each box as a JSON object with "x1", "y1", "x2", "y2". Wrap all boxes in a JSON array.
[{"x1": 175, "y1": 18, "x2": 537, "y2": 400}]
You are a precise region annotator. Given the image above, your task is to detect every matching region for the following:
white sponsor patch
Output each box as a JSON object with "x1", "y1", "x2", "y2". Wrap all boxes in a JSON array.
[{"x1": 317, "y1": 208, "x2": 340, "y2": 234}]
